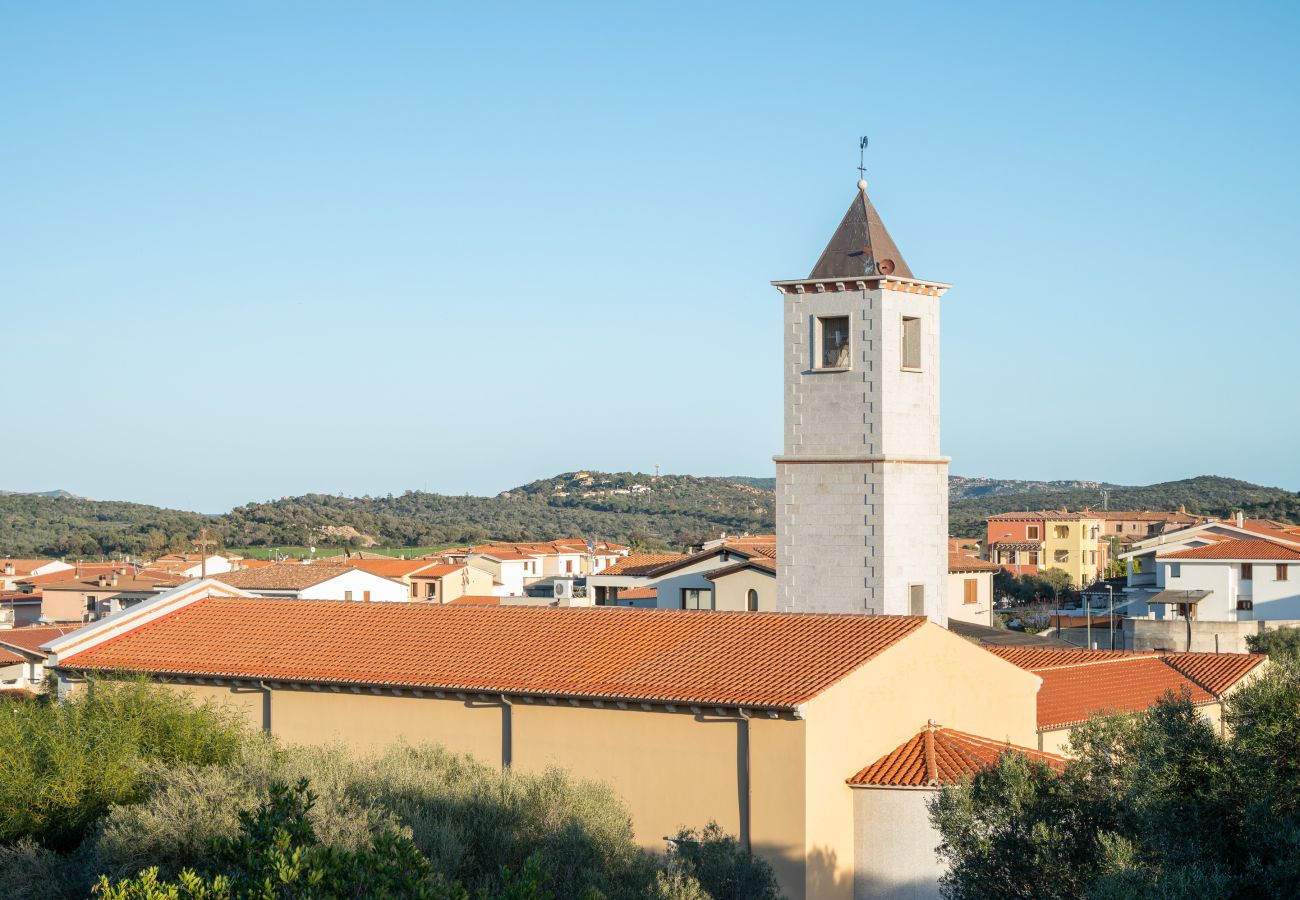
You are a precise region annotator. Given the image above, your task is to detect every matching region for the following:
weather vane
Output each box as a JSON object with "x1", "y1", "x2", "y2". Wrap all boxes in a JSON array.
[{"x1": 857, "y1": 135, "x2": 869, "y2": 184}]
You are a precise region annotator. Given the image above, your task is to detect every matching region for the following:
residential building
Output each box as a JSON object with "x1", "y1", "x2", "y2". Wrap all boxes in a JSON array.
[
  {"x1": 48, "y1": 579, "x2": 1041, "y2": 900},
  {"x1": 409, "y1": 563, "x2": 493, "y2": 602},
  {"x1": 946, "y1": 554, "x2": 1000, "y2": 627},
  {"x1": 1, "y1": 590, "x2": 45, "y2": 628},
  {"x1": 986, "y1": 511, "x2": 1105, "y2": 586},
  {"x1": 0, "y1": 624, "x2": 77, "y2": 692},
  {"x1": 705, "y1": 556, "x2": 776, "y2": 612},
  {"x1": 145, "y1": 553, "x2": 234, "y2": 578},
  {"x1": 586, "y1": 554, "x2": 687, "y2": 604},
  {"x1": 593, "y1": 543, "x2": 776, "y2": 610},
  {"x1": 214, "y1": 563, "x2": 408, "y2": 602},
  {"x1": 38, "y1": 568, "x2": 182, "y2": 622},
  {"x1": 0, "y1": 558, "x2": 73, "y2": 591},
  {"x1": 773, "y1": 180, "x2": 949, "y2": 621}
]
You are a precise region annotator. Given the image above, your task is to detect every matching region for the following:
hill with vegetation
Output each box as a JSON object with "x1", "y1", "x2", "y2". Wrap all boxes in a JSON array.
[{"x1": 2, "y1": 473, "x2": 1295, "y2": 558}]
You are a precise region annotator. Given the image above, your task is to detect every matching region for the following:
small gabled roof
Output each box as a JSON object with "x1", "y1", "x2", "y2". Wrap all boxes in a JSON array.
[
  {"x1": 809, "y1": 185, "x2": 913, "y2": 280},
  {"x1": 214, "y1": 563, "x2": 376, "y2": 591},
  {"x1": 1160, "y1": 538, "x2": 1300, "y2": 561},
  {"x1": 704, "y1": 557, "x2": 776, "y2": 581},
  {"x1": 342, "y1": 558, "x2": 445, "y2": 579},
  {"x1": 599, "y1": 554, "x2": 688, "y2": 576},
  {"x1": 1036, "y1": 656, "x2": 1215, "y2": 730},
  {"x1": 56, "y1": 600, "x2": 930, "y2": 711},
  {"x1": 848, "y1": 723, "x2": 1065, "y2": 787},
  {"x1": 1163, "y1": 652, "x2": 1266, "y2": 695},
  {"x1": 948, "y1": 553, "x2": 1000, "y2": 574},
  {"x1": 0, "y1": 624, "x2": 79, "y2": 658}
]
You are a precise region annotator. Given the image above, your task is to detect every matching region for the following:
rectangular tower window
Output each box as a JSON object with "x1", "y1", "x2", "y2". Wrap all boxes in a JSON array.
[
  {"x1": 908, "y1": 584, "x2": 925, "y2": 616},
  {"x1": 901, "y1": 316, "x2": 922, "y2": 370},
  {"x1": 817, "y1": 316, "x2": 850, "y2": 369}
]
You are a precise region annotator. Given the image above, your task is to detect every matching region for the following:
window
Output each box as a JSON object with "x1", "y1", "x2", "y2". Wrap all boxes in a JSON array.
[
  {"x1": 1116, "y1": 523, "x2": 1125, "y2": 533},
  {"x1": 1242, "y1": 563, "x2": 1253, "y2": 581},
  {"x1": 901, "y1": 316, "x2": 922, "y2": 369},
  {"x1": 682, "y1": 588, "x2": 713, "y2": 610},
  {"x1": 1278, "y1": 564, "x2": 1289, "y2": 582},
  {"x1": 963, "y1": 578, "x2": 978, "y2": 604},
  {"x1": 747, "y1": 588, "x2": 759, "y2": 612},
  {"x1": 1026, "y1": 526, "x2": 1040, "y2": 540},
  {"x1": 1054, "y1": 525, "x2": 1070, "y2": 539},
  {"x1": 817, "y1": 316, "x2": 850, "y2": 368},
  {"x1": 1238, "y1": 599, "x2": 1254, "y2": 611},
  {"x1": 1089, "y1": 527, "x2": 1099, "y2": 539},
  {"x1": 363, "y1": 591, "x2": 371, "y2": 602},
  {"x1": 565, "y1": 560, "x2": 574, "y2": 573},
  {"x1": 1170, "y1": 563, "x2": 1181, "y2": 578},
  {"x1": 1028, "y1": 551, "x2": 1040, "y2": 566},
  {"x1": 1090, "y1": 551, "x2": 1097, "y2": 565},
  {"x1": 344, "y1": 591, "x2": 353, "y2": 601},
  {"x1": 1054, "y1": 550, "x2": 1069, "y2": 563},
  {"x1": 909, "y1": 584, "x2": 925, "y2": 616}
]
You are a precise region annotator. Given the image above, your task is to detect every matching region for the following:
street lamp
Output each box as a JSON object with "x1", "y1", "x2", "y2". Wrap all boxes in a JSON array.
[{"x1": 1107, "y1": 583, "x2": 1115, "y2": 651}]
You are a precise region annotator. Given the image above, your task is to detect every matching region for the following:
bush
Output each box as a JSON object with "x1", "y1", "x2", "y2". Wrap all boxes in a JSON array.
[
  {"x1": 665, "y1": 822, "x2": 780, "y2": 900},
  {"x1": 0, "y1": 678, "x2": 249, "y2": 851}
]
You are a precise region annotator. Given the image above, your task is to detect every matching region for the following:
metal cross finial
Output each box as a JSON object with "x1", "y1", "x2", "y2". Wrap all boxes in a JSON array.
[{"x1": 857, "y1": 136, "x2": 869, "y2": 182}]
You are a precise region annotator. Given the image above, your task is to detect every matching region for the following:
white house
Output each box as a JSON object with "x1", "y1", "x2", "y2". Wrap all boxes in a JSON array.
[
  {"x1": 598, "y1": 543, "x2": 776, "y2": 610},
  {"x1": 1, "y1": 558, "x2": 73, "y2": 591},
  {"x1": 946, "y1": 554, "x2": 1000, "y2": 627},
  {"x1": 0, "y1": 624, "x2": 79, "y2": 692},
  {"x1": 215, "y1": 563, "x2": 408, "y2": 602}
]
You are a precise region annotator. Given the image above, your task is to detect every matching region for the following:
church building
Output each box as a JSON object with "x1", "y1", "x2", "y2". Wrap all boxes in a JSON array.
[{"x1": 774, "y1": 178, "x2": 951, "y2": 622}]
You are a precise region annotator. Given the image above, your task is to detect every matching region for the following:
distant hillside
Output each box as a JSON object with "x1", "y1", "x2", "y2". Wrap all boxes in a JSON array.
[
  {"x1": 0, "y1": 471, "x2": 775, "y2": 558},
  {"x1": 1, "y1": 473, "x2": 1294, "y2": 559},
  {"x1": 948, "y1": 475, "x2": 1300, "y2": 537}
]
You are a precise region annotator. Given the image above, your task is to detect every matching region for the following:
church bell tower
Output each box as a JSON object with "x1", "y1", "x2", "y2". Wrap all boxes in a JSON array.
[{"x1": 773, "y1": 177, "x2": 950, "y2": 622}]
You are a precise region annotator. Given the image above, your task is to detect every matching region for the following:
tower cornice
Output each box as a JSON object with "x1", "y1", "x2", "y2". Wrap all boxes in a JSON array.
[{"x1": 771, "y1": 276, "x2": 951, "y2": 297}]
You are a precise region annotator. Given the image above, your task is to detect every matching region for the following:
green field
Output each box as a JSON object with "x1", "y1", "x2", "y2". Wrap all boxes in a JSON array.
[{"x1": 228, "y1": 545, "x2": 459, "y2": 560}]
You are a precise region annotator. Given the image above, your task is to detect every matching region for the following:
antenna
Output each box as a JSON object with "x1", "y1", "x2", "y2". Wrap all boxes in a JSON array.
[{"x1": 857, "y1": 136, "x2": 869, "y2": 185}]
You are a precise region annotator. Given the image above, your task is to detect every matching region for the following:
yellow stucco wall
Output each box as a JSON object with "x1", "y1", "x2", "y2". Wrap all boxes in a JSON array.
[
  {"x1": 801, "y1": 623, "x2": 1041, "y2": 900},
  {"x1": 1041, "y1": 517, "x2": 1102, "y2": 587},
  {"x1": 711, "y1": 568, "x2": 776, "y2": 612}
]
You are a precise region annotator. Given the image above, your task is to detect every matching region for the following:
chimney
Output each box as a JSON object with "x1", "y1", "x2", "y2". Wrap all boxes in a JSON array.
[
  {"x1": 110, "y1": 573, "x2": 119, "y2": 587},
  {"x1": 1178, "y1": 504, "x2": 1186, "y2": 515},
  {"x1": 1235, "y1": 511, "x2": 1245, "y2": 528},
  {"x1": 97, "y1": 574, "x2": 109, "y2": 587},
  {"x1": 2, "y1": 562, "x2": 13, "y2": 575}
]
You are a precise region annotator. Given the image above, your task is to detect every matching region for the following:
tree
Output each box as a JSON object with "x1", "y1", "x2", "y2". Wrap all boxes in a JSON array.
[
  {"x1": 1245, "y1": 626, "x2": 1300, "y2": 661},
  {"x1": 930, "y1": 660, "x2": 1300, "y2": 898},
  {"x1": 1038, "y1": 567, "x2": 1072, "y2": 599}
]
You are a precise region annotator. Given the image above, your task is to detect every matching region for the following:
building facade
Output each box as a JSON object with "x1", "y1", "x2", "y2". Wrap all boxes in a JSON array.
[{"x1": 774, "y1": 181, "x2": 950, "y2": 621}]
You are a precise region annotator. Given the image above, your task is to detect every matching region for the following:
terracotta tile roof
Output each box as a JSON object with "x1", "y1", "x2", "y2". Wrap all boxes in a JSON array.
[
  {"x1": 58, "y1": 601, "x2": 928, "y2": 709},
  {"x1": 616, "y1": 587, "x2": 658, "y2": 600},
  {"x1": 135, "y1": 568, "x2": 189, "y2": 584},
  {"x1": 40, "y1": 575, "x2": 178, "y2": 593},
  {"x1": 445, "y1": 595, "x2": 500, "y2": 606},
  {"x1": 1036, "y1": 657, "x2": 1215, "y2": 730},
  {"x1": 410, "y1": 564, "x2": 465, "y2": 578},
  {"x1": 1160, "y1": 539, "x2": 1300, "y2": 561},
  {"x1": 0, "y1": 559, "x2": 64, "y2": 576},
  {"x1": 0, "y1": 590, "x2": 41, "y2": 604},
  {"x1": 214, "y1": 564, "x2": 359, "y2": 591},
  {"x1": 848, "y1": 724, "x2": 1066, "y2": 787},
  {"x1": 599, "y1": 554, "x2": 687, "y2": 576},
  {"x1": 342, "y1": 559, "x2": 444, "y2": 579},
  {"x1": 1163, "y1": 652, "x2": 1266, "y2": 695},
  {"x1": 948, "y1": 553, "x2": 1000, "y2": 574},
  {"x1": 0, "y1": 645, "x2": 26, "y2": 664},
  {"x1": 0, "y1": 624, "x2": 79, "y2": 656},
  {"x1": 986, "y1": 646, "x2": 1148, "y2": 670},
  {"x1": 235, "y1": 559, "x2": 275, "y2": 569}
]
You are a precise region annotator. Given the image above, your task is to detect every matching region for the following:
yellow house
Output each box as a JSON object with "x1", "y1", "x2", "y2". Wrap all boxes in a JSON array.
[
  {"x1": 1041, "y1": 513, "x2": 1104, "y2": 588},
  {"x1": 47, "y1": 580, "x2": 1041, "y2": 900}
]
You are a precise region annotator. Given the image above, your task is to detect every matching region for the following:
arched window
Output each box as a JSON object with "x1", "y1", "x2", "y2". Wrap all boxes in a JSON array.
[{"x1": 747, "y1": 589, "x2": 759, "y2": 612}]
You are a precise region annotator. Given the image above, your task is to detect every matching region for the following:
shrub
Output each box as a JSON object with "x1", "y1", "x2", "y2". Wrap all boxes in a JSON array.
[
  {"x1": 665, "y1": 822, "x2": 781, "y2": 900},
  {"x1": 0, "y1": 678, "x2": 249, "y2": 851}
]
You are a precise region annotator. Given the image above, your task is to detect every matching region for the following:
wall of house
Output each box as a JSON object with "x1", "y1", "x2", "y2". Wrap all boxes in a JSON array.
[
  {"x1": 441, "y1": 566, "x2": 493, "y2": 602},
  {"x1": 852, "y1": 788, "x2": 943, "y2": 900},
  {"x1": 299, "y1": 570, "x2": 408, "y2": 602},
  {"x1": 1159, "y1": 560, "x2": 1236, "y2": 620},
  {"x1": 711, "y1": 569, "x2": 775, "y2": 612},
  {"x1": 800, "y1": 623, "x2": 1040, "y2": 900},
  {"x1": 41, "y1": 590, "x2": 91, "y2": 622},
  {"x1": 945, "y1": 571, "x2": 993, "y2": 626}
]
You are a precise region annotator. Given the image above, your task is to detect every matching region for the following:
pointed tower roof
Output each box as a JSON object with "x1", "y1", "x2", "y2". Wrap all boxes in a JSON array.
[{"x1": 808, "y1": 181, "x2": 913, "y2": 280}]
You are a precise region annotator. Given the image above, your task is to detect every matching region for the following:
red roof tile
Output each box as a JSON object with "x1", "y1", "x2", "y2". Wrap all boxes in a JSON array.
[
  {"x1": 342, "y1": 559, "x2": 444, "y2": 579},
  {"x1": 0, "y1": 559, "x2": 65, "y2": 577},
  {"x1": 948, "y1": 554, "x2": 1000, "y2": 574},
  {"x1": 0, "y1": 624, "x2": 79, "y2": 656},
  {"x1": 58, "y1": 601, "x2": 928, "y2": 709},
  {"x1": 616, "y1": 587, "x2": 658, "y2": 600},
  {"x1": 599, "y1": 554, "x2": 687, "y2": 576},
  {"x1": 1159, "y1": 539, "x2": 1300, "y2": 561},
  {"x1": 986, "y1": 646, "x2": 1149, "y2": 670},
  {"x1": 445, "y1": 595, "x2": 500, "y2": 606},
  {"x1": 1036, "y1": 657, "x2": 1214, "y2": 730},
  {"x1": 214, "y1": 564, "x2": 362, "y2": 590},
  {"x1": 1163, "y1": 652, "x2": 1266, "y2": 695},
  {"x1": 848, "y1": 724, "x2": 1065, "y2": 787}
]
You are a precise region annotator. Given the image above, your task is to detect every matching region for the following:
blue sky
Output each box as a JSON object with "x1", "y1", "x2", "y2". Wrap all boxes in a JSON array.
[{"x1": 3, "y1": 2, "x2": 1297, "y2": 512}]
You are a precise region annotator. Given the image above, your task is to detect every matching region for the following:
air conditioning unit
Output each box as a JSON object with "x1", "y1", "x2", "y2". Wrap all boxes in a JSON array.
[{"x1": 553, "y1": 580, "x2": 574, "y2": 600}]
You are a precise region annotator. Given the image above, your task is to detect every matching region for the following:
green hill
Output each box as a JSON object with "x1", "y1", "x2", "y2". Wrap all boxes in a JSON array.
[{"x1": 1, "y1": 473, "x2": 1294, "y2": 559}]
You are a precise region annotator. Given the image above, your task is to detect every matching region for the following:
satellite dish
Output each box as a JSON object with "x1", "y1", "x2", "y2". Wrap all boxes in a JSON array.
[{"x1": 877, "y1": 258, "x2": 896, "y2": 275}]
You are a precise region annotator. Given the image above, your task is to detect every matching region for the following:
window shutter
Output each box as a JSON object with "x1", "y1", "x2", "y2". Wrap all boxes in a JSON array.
[{"x1": 909, "y1": 584, "x2": 925, "y2": 616}]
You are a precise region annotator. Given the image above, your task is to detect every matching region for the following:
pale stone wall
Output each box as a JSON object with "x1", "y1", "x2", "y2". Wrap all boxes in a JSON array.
[
  {"x1": 852, "y1": 788, "x2": 943, "y2": 900},
  {"x1": 776, "y1": 282, "x2": 948, "y2": 621}
]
